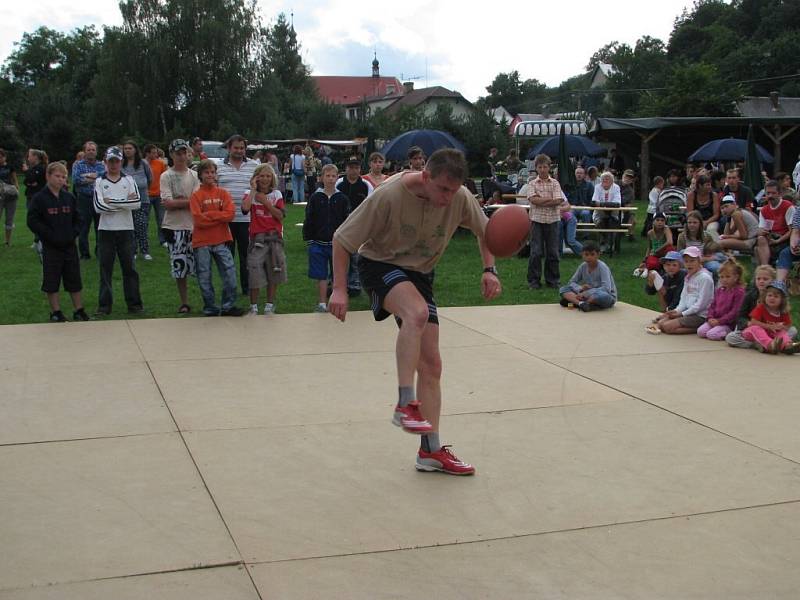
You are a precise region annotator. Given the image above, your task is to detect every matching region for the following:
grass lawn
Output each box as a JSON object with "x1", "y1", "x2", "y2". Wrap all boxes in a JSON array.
[{"x1": 2, "y1": 187, "x2": 797, "y2": 326}]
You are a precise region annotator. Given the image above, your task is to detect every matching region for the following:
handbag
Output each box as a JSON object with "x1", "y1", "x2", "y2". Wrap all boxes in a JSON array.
[{"x1": 291, "y1": 155, "x2": 305, "y2": 177}]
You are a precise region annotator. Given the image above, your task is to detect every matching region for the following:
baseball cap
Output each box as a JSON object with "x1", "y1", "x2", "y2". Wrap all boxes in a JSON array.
[
  {"x1": 653, "y1": 212, "x2": 667, "y2": 220},
  {"x1": 623, "y1": 169, "x2": 635, "y2": 178},
  {"x1": 105, "y1": 146, "x2": 123, "y2": 161},
  {"x1": 720, "y1": 194, "x2": 736, "y2": 205},
  {"x1": 681, "y1": 246, "x2": 702, "y2": 259},
  {"x1": 345, "y1": 156, "x2": 361, "y2": 166},
  {"x1": 660, "y1": 250, "x2": 683, "y2": 263},
  {"x1": 766, "y1": 280, "x2": 788, "y2": 297},
  {"x1": 169, "y1": 138, "x2": 190, "y2": 153}
]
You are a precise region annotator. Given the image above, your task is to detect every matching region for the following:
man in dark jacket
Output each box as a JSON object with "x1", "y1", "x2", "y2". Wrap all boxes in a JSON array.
[
  {"x1": 336, "y1": 157, "x2": 374, "y2": 295},
  {"x1": 27, "y1": 162, "x2": 90, "y2": 322},
  {"x1": 567, "y1": 166, "x2": 594, "y2": 223}
]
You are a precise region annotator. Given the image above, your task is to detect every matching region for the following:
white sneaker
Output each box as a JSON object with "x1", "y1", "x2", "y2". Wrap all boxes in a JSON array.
[
  {"x1": 143, "y1": 254, "x2": 153, "y2": 261},
  {"x1": 314, "y1": 303, "x2": 327, "y2": 313},
  {"x1": 248, "y1": 305, "x2": 258, "y2": 316},
  {"x1": 563, "y1": 247, "x2": 574, "y2": 255},
  {"x1": 632, "y1": 268, "x2": 643, "y2": 277},
  {"x1": 264, "y1": 303, "x2": 275, "y2": 315},
  {"x1": 640, "y1": 268, "x2": 649, "y2": 278},
  {"x1": 161, "y1": 242, "x2": 168, "y2": 249}
]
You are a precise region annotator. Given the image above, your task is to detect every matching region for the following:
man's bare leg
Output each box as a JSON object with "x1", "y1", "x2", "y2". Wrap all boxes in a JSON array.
[
  {"x1": 383, "y1": 282, "x2": 433, "y2": 433},
  {"x1": 383, "y1": 281, "x2": 429, "y2": 388},
  {"x1": 413, "y1": 321, "x2": 474, "y2": 475},
  {"x1": 176, "y1": 277, "x2": 188, "y2": 305},
  {"x1": 416, "y1": 323, "x2": 442, "y2": 432}
]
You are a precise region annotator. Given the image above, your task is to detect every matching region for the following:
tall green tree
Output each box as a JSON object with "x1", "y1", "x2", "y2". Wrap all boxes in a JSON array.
[
  {"x1": 637, "y1": 62, "x2": 742, "y2": 116},
  {"x1": 485, "y1": 71, "x2": 547, "y2": 113},
  {"x1": 1, "y1": 26, "x2": 101, "y2": 157}
]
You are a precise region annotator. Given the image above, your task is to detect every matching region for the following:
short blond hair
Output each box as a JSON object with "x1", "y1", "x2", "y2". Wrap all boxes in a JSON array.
[
  {"x1": 321, "y1": 163, "x2": 338, "y2": 177},
  {"x1": 754, "y1": 264, "x2": 777, "y2": 280},
  {"x1": 46, "y1": 162, "x2": 68, "y2": 176}
]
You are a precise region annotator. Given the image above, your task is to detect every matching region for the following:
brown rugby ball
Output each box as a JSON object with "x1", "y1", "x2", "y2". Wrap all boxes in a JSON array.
[{"x1": 484, "y1": 205, "x2": 530, "y2": 258}]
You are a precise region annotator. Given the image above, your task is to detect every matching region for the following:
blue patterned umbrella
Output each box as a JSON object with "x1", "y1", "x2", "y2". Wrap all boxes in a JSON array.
[{"x1": 688, "y1": 138, "x2": 773, "y2": 163}]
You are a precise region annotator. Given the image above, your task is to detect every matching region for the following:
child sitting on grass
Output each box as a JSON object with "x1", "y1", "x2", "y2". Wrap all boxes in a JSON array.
[
  {"x1": 725, "y1": 265, "x2": 798, "y2": 348},
  {"x1": 649, "y1": 246, "x2": 714, "y2": 334},
  {"x1": 742, "y1": 280, "x2": 798, "y2": 354},
  {"x1": 644, "y1": 250, "x2": 686, "y2": 312},
  {"x1": 558, "y1": 240, "x2": 617, "y2": 312},
  {"x1": 696, "y1": 258, "x2": 745, "y2": 341},
  {"x1": 633, "y1": 212, "x2": 673, "y2": 277}
]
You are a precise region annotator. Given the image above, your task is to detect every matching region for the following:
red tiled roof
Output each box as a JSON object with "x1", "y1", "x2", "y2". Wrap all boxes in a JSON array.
[{"x1": 313, "y1": 76, "x2": 403, "y2": 105}]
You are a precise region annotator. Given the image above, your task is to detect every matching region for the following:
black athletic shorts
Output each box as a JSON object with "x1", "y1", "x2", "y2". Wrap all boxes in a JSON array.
[
  {"x1": 42, "y1": 243, "x2": 82, "y2": 293},
  {"x1": 358, "y1": 255, "x2": 438, "y2": 325}
]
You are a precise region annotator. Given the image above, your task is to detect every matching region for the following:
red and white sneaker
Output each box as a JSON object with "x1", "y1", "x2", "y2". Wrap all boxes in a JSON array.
[
  {"x1": 415, "y1": 445, "x2": 475, "y2": 476},
  {"x1": 392, "y1": 401, "x2": 433, "y2": 434}
]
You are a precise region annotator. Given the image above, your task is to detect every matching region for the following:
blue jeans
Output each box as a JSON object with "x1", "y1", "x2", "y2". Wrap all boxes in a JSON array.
[
  {"x1": 77, "y1": 191, "x2": 100, "y2": 257},
  {"x1": 573, "y1": 208, "x2": 592, "y2": 223},
  {"x1": 348, "y1": 252, "x2": 361, "y2": 291},
  {"x1": 291, "y1": 173, "x2": 305, "y2": 203},
  {"x1": 195, "y1": 244, "x2": 238, "y2": 315},
  {"x1": 559, "y1": 214, "x2": 583, "y2": 255},
  {"x1": 559, "y1": 282, "x2": 616, "y2": 308},
  {"x1": 777, "y1": 246, "x2": 800, "y2": 271}
]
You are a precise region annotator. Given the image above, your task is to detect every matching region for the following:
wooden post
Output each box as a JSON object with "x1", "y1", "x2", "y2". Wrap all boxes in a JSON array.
[
  {"x1": 638, "y1": 129, "x2": 661, "y2": 201},
  {"x1": 759, "y1": 124, "x2": 799, "y2": 174},
  {"x1": 774, "y1": 125, "x2": 781, "y2": 172}
]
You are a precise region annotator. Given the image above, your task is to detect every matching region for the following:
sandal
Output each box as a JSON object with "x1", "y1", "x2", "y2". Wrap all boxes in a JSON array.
[
  {"x1": 178, "y1": 304, "x2": 191, "y2": 314},
  {"x1": 645, "y1": 324, "x2": 661, "y2": 335}
]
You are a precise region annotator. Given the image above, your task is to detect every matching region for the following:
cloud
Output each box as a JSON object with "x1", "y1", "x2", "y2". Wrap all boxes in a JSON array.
[
  {"x1": 0, "y1": 0, "x2": 121, "y2": 63},
  {"x1": 292, "y1": 0, "x2": 693, "y2": 100}
]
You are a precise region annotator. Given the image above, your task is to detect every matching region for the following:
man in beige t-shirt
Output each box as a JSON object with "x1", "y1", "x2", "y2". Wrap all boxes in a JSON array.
[
  {"x1": 161, "y1": 139, "x2": 200, "y2": 313},
  {"x1": 330, "y1": 149, "x2": 502, "y2": 476}
]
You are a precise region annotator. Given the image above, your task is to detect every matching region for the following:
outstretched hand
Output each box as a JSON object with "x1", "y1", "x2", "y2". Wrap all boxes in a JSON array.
[
  {"x1": 328, "y1": 288, "x2": 349, "y2": 322},
  {"x1": 481, "y1": 273, "x2": 502, "y2": 300}
]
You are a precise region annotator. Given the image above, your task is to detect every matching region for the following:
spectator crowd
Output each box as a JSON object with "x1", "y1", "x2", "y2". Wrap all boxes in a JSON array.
[{"x1": 3, "y1": 136, "x2": 800, "y2": 355}]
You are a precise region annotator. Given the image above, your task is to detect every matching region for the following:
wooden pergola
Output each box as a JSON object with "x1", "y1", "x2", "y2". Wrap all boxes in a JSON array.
[{"x1": 591, "y1": 116, "x2": 800, "y2": 198}]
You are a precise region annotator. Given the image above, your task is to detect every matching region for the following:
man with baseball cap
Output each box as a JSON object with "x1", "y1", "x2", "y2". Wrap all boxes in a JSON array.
[
  {"x1": 93, "y1": 146, "x2": 143, "y2": 315},
  {"x1": 161, "y1": 139, "x2": 200, "y2": 313},
  {"x1": 719, "y1": 193, "x2": 759, "y2": 254}
]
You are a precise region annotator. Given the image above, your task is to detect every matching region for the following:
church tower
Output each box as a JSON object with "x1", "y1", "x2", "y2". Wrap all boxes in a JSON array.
[{"x1": 372, "y1": 52, "x2": 380, "y2": 78}]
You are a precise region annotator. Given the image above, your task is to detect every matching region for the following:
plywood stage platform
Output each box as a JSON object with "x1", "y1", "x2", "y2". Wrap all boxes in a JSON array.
[{"x1": 1, "y1": 302, "x2": 798, "y2": 599}]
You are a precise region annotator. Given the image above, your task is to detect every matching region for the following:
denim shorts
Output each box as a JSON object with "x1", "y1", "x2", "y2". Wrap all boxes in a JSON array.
[{"x1": 307, "y1": 242, "x2": 332, "y2": 280}]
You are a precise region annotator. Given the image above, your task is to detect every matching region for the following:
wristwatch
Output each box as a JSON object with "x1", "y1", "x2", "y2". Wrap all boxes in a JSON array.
[{"x1": 483, "y1": 266, "x2": 498, "y2": 275}]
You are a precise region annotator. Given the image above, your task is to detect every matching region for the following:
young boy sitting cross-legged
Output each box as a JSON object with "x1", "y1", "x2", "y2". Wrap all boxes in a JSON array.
[{"x1": 558, "y1": 240, "x2": 617, "y2": 312}]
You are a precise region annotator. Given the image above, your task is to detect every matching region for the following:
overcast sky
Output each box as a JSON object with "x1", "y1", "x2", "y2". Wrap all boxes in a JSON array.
[{"x1": 0, "y1": 0, "x2": 696, "y2": 101}]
